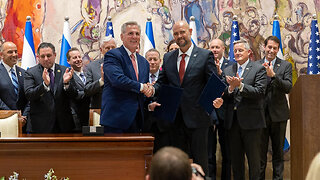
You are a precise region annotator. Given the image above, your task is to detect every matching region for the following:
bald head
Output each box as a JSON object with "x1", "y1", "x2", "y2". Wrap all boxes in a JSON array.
[
  {"x1": 209, "y1": 39, "x2": 225, "y2": 60},
  {"x1": 1, "y1": 42, "x2": 18, "y2": 67},
  {"x1": 173, "y1": 21, "x2": 192, "y2": 52}
]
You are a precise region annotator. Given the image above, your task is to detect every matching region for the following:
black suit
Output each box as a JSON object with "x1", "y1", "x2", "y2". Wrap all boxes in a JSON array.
[
  {"x1": 70, "y1": 72, "x2": 90, "y2": 131},
  {"x1": 0, "y1": 63, "x2": 29, "y2": 131},
  {"x1": 24, "y1": 64, "x2": 77, "y2": 133},
  {"x1": 154, "y1": 46, "x2": 217, "y2": 173},
  {"x1": 258, "y1": 58, "x2": 292, "y2": 180},
  {"x1": 84, "y1": 59, "x2": 103, "y2": 109},
  {"x1": 223, "y1": 60, "x2": 267, "y2": 180},
  {"x1": 208, "y1": 57, "x2": 234, "y2": 180}
]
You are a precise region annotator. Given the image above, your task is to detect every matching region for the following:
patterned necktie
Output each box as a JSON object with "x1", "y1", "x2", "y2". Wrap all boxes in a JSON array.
[
  {"x1": 150, "y1": 74, "x2": 156, "y2": 83},
  {"x1": 10, "y1": 68, "x2": 19, "y2": 96},
  {"x1": 48, "y1": 68, "x2": 54, "y2": 91},
  {"x1": 130, "y1": 54, "x2": 139, "y2": 80},
  {"x1": 237, "y1": 66, "x2": 243, "y2": 77},
  {"x1": 267, "y1": 61, "x2": 271, "y2": 83},
  {"x1": 179, "y1": 54, "x2": 186, "y2": 84},
  {"x1": 80, "y1": 72, "x2": 86, "y2": 84}
]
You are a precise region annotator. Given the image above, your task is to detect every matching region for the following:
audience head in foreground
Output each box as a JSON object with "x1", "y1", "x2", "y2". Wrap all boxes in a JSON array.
[{"x1": 146, "y1": 147, "x2": 205, "y2": 180}]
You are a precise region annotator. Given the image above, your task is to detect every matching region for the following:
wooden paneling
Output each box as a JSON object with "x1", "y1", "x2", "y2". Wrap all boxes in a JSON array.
[{"x1": 0, "y1": 134, "x2": 154, "y2": 179}]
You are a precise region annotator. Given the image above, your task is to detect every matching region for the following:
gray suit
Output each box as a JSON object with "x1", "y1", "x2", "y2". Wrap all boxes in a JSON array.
[
  {"x1": 84, "y1": 59, "x2": 103, "y2": 109},
  {"x1": 223, "y1": 60, "x2": 267, "y2": 180},
  {"x1": 258, "y1": 58, "x2": 292, "y2": 180}
]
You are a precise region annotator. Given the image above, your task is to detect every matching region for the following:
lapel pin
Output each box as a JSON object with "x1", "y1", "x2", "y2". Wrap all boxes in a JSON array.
[
  {"x1": 277, "y1": 64, "x2": 280, "y2": 67},
  {"x1": 19, "y1": 72, "x2": 22, "y2": 76},
  {"x1": 57, "y1": 70, "x2": 61, "y2": 73},
  {"x1": 246, "y1": 68, "x2": 249, "y2": 70},
  {"x1": 193, "y1": 54, "x2": 197, "y2": 57}
]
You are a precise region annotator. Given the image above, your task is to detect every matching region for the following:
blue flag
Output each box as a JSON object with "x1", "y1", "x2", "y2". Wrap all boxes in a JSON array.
[
  {"x1": 228, "y1": 19, "x2": 240, "y2": 62},
  {"x1": 272, "y1": 19, "x2": 284, "y2": 59},
  {"x1": 21, "y1": 16, "x2": 36, "y2": 70},
  {"x1": 307, "y1": 18, "x2": 320, "y2": 74},
  {"x1": 105, "y1": 17, "x2": 114, "y2": 38},
  {"x1": 59, "y1": 17, "x2": 72, "y2": 67},
  {"x1": 143, "y1": 18, "x2": 155, "y2": 56}
]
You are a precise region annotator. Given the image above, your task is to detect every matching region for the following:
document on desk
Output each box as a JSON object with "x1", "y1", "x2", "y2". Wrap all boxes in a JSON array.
[
  {"x1": 198, "y1": 72, "x2": 227, "y2": 114},
  {"x1": 153, "y1": 85, "x2": 183, "y2": 123}
]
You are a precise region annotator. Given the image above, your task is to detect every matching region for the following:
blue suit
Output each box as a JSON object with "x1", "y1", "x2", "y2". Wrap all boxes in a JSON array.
[{"x1": 100, "y1": 45, "x2": 149, "y2": 130}]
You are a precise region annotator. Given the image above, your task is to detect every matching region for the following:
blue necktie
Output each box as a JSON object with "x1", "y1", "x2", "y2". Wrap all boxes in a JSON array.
[
  {"x1": 237, "y1": 66, "x2": 243, "y2": 77},
  {"x1": 80, "y1": 72, "x2": 86, "y2": 84},
  {"x1": 10, "y1": 68, "x2": 19, "y2": 96}
]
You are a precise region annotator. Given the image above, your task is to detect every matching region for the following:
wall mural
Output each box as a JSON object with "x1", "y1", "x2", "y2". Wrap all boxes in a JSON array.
[{"x1": 0, "y1": 0, "x2": 318, "y2": 78}]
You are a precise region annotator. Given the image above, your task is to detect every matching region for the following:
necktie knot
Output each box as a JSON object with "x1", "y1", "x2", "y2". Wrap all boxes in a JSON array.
[
  {"x1": 181, "y1": 54, "x2": 186, "y2": 59},
  {"x1": 237, "y1": 66, "x2": 243, "y2": 77}
]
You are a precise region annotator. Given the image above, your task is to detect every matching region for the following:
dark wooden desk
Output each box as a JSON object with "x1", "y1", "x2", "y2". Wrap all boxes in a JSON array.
[{"x1": 0, "y1": 134, "x2": 154, "y2": 179}]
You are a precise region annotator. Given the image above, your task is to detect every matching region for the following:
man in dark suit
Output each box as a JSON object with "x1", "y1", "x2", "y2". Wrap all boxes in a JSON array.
[
  {"x1": 208, "y1": 38, "x2": 233, "y2": 180},
  {"x1": 0, "y1": 42, "x2": 29, "y2": 130},
  {"x1": 100, "y1": 21, "x2": 153, "y2": 133},
  {"x1": 84, "y1": 36, "x2": 116, "y2": 109},
  {"x1": 258, "y1": 36, "x2": 292, "y2": 180},
  {"x1": 67, "y1": 47, "x2": 90, "y2": 131},
  {"x1": 153, "y1": 21, "x2": 217, "y2": 174},
  {"x1": 24, "y1": 42, "x2": 77, "y2": 133},
  {"x1": 223, "y1": 39, "x2": 267, "y2": 180}
]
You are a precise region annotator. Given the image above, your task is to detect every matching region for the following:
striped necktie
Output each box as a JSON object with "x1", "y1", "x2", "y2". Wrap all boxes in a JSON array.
[
  {"x1": 10, "y1": 68, "x2": 19, "y2": 96},
  {"x1": 80, "y1": 72, "x2": 86, "y2": 84}
]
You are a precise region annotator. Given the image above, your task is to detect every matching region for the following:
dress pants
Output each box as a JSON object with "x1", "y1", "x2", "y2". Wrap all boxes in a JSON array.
[
  {"x1": 259, "y1": 110, "x2": 287, "y2": 180},
  {"x1": 228, "y1": 111, "x2": 261, "y2": 180}
]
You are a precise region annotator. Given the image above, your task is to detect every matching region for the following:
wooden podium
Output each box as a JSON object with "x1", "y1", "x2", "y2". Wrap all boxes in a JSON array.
[
  {"x1": 289, "y1": 75, "x2": 320, "y2": 180},
  {"x1": 0, "y1": 134, "x2": 154, "y2": 179}
]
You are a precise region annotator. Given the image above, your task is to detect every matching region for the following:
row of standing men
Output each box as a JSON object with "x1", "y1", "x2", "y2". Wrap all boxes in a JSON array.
[{"x1": 0, "y1": 20, "x2": 292, "y2": 180}]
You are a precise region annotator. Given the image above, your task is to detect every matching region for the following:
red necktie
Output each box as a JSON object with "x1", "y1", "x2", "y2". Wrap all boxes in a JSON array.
[
  {"x1": 179, "y1": 54, "x2": 186, "y2": 84},
  {"x1": 130, "y1": 54, "x2": 139, "y2": 80}
]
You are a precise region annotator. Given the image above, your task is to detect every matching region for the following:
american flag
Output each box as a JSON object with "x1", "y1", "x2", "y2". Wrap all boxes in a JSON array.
[
  {"x1": 228, "y1": 16, "x2": 240, "y2": 62},
  {"x1": 307, "y1": 16, "x2": 320, "y2": 75}
]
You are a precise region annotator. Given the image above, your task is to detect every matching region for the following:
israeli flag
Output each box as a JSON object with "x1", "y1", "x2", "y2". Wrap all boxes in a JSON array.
[
  {"x1": 59, "y1": 17, "x2": 72, "y2": 67},
  {"x1": 228, "y1": 16, "x2": 240, "y2": 62},
  {"x1": 272, "y1": 16, "x2": 284, "y2": 59},
  {"x1": 143, "y1": 17, "x2": 155, "y2": 57},
  {"x1": 189, "y1": 16, "x2": 198, "y2": 46},
  {"x1": 105, "y1": 16, "x2": 114, "y2": 37},
  {"x1": 21, "y1": 16, "x2": 36, "y2": 70}
]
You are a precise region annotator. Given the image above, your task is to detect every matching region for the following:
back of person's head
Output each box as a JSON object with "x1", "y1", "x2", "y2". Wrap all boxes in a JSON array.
[
  {"x1": 148, "y1": 147, "x2": 192, "y2": 180},
  {"x1": 306, "y1": 152, "x2": 320, "y2": 180}
]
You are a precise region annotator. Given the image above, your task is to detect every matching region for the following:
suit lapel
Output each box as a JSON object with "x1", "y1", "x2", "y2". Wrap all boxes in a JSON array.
[
  {"x1": 183, "y1": 47, "x2": 199, "y2": 84},
  {"x1": 120, "y1": 46, "x2": 138, "y2": 81},
  {"x1": 241, "y1": 60, "x2": 252, "y2": 80},
  {"x1": 167, "y1": 50, "x2": 180, "y2": 86},
  {"x1": 74, "y1": 73, "x2": 85, "y2": 88},
  {"x1": 0, "y1": 63, "x2": 16, "y2": 97},
  {"x1": 273, "y1": 58, "x2": 281, "y2": 74},
  {"x1": 137, "y1": 54, "x2": 146, "y2": 83}
]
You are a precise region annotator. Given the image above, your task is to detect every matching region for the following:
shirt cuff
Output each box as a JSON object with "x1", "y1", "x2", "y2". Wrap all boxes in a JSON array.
[
  {"x1": 239, "y1": 83, "x2": 244, "y2": 92},
  {"x1": 99, "y1": 78, "x2": 104, "y2": 87},
  {"x1": 228, "y1": 86, "x2": 233, "y2": 94},
  {"x1": 140, "y1": 83, "x2": 144, "y2": 92},
  {"x1": 43, "y1": 82, "x2": 50, "y2": 92}
]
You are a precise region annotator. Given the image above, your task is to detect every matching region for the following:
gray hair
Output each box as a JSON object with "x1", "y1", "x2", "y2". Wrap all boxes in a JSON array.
[
  {"x1": 100, "y1": 36, "x2": 116, "y2": 48},
  {"x1": 121, "y1": 21, "x2": 141, "y2": 34},
  {"x1": 233, "y1": 39, "x2": 251, "y2": 50}
]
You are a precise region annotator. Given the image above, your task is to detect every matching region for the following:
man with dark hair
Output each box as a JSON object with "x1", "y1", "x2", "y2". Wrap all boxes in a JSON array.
[
  {"x1": 223, "y1": 39, "x2": 267, "y2": 179},
  {"x1": 0, "y1": 42, "x2": 29, "y2": 131},
  {"x1": 24, "y1": 42, "x2": 77, "y2": 133},
  {"x1": 100, "y1": 21, "x2": 153, "y2": 133},
  {"x1": 259, "y1": 36, "x2": 292, "y2": 180},
  {"x1": 67, "y1": 47, "x2": 90, "y2": 131},
  {"x1": 84, "y1": 36, "x2": 116, "y2": 109}
]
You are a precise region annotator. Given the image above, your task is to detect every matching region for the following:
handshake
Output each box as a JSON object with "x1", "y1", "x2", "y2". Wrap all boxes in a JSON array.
[{"x1": 141, "y1": 83, "x2": 154, "y2": 97}]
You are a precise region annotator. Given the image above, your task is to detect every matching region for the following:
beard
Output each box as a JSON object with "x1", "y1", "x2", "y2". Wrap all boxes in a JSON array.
[{"x1": 176, "y1": 37, "x2": 188, "y2": 47}]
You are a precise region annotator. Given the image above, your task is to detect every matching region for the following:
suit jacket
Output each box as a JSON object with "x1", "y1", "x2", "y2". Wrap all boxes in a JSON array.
[
  {"x1": 0, "y1": 63, "x2": 29, "y2": 116},
  {"x1": 258, "y1": 58, "x2": 292, "y2": 122},
  {"x1": 214, "y1": 57, "x2": 235, "y2": 122},
  {"x1": 223, "y1": 60, "x2": 267, "y2": 130},
  {"x1": 70, "y1": 73, "x2": 90, "y2": 127},
  {"x1": 154, "y1": 46, "x2": 217, "y2": 129},
  {"x1": 84, "y1": 59, "x2": 103, "y2": 109},
  {"x1": 100, "y1": 45, "x2": 150, "y2": 129},
  {"x1": 24, "y1": 64, "x2": 77, "y2": 133}
]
